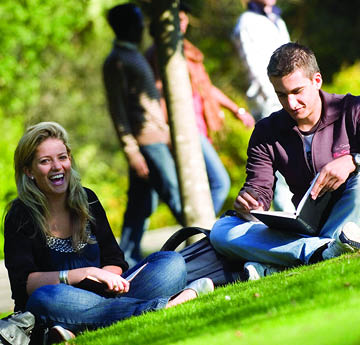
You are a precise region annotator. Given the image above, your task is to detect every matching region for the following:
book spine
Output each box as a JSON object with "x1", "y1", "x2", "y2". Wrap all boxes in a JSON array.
[{"x1": 296, "y1": 217, "x2": 316, "y2": 235}]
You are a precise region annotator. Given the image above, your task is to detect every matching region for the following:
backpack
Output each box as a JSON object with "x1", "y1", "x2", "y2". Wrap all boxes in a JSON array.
[{"x1": 161, "y1": 226, "x2": 245, "y2": 285}]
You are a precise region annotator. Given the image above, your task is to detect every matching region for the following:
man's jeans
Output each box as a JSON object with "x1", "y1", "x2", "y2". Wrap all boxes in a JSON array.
[
  {"x1": 26, "y1": 251, "x2": 187, "y2": 333},
  {"x1": 120, "y1": 143, "x2": 183, "y2": 264},
  {"x1": 210, "y1": 174, "x2": 360, "y2": 266},
  {"x1": 200, "y1": 135, "x2": 230, "y2": 215}
]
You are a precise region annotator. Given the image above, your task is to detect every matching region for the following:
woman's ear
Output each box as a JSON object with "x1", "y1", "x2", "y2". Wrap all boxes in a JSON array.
[{"x1": 24, "y1": 167, "x2": 34, "y2": 180}]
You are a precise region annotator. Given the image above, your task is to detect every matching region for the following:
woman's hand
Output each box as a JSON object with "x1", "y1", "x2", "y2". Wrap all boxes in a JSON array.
[
  {"x1": 236, "y1": 108, "x2": 255, "y2": 128},
  {"x1": 85, "y1": 267, "x2": 130, "y2": 294}
]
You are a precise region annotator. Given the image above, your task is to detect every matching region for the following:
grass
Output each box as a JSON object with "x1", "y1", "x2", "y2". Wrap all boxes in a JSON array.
[{"x1": 68, "y1": 253, "x2": 360, "y2": 345}]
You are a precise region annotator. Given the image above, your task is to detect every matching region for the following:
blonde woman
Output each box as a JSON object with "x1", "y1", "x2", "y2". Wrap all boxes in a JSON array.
[{"x1": 4, "y1": 122, "x2": 213, "y2": 344}]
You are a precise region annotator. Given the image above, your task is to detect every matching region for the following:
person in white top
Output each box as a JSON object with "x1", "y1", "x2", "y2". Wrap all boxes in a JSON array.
[
  {"x1": 232, "y1": 0, "x2": 290, "y2": 121},
  {"x1": 232, "y1": 0, "x2": 293, "y2": 212}
]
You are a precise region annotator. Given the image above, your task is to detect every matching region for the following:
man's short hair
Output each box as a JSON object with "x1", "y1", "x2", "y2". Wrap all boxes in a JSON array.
[
  {"x1": 267, "y1": 42, "x2": 320, "y2": 79},
  {"x1": 107, "y1": 3, "x2": 143, "y2": 42}
]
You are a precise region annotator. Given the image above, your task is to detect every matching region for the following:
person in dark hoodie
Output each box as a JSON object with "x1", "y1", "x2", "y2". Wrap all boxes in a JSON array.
[{"x1": 102, "y1": 3, "x2": 184, "y2": 266}]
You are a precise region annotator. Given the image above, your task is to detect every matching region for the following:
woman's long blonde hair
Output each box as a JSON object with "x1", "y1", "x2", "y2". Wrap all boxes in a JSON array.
[{"x1": 13, "y1": 122, "x2": 93, "y2": 250}]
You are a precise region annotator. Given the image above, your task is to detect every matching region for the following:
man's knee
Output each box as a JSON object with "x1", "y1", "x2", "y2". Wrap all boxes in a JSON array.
[{"x1": 210, "y1": 217, "x2": 232, "y2": 250}]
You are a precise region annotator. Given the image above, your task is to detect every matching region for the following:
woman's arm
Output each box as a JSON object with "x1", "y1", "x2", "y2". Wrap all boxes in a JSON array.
[
  {"x1": 211, "y1": 86, "x2": 255, "y2": 128},
  {"x1": 26, "y1": 265, "x2": 129, "y2": 296}
]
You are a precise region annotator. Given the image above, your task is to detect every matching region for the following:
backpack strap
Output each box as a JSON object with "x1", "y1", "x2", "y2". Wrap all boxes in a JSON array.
[{"x1": 160, "y1": 227, "x2": 211, "y2": 251}]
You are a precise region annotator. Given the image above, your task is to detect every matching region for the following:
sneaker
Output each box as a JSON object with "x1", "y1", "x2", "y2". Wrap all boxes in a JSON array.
[
  {"x1": 186, "y1": 278, "x2": 214, "y2": 296},
  {"x1": 244, "y1": 261, "x2": 282, "y2": 280},
  {"x1": 322, "y1": 222, "x2": 360, "y2": 260},
  {"x1": 48, "y1": 325, "x2": 75, "y2": 344}
]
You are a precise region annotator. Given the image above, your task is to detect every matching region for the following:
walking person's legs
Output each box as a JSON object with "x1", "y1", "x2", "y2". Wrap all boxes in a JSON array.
[{"x1": 120, "y1": 169, "x2": 158, "y2": 266}]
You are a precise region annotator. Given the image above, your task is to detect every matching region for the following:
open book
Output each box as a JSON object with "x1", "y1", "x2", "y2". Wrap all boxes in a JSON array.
[
  {"x1": 250, "y1": 173, "x2": 332, "y2": 235},
  {"x1": 74, "y1": 262, "x2": 148, "y2": 297}
]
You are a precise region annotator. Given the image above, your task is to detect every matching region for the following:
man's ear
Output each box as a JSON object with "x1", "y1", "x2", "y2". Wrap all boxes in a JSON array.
[{"x1": 313, "y1": 72, "x2": 322, "y2": 90}]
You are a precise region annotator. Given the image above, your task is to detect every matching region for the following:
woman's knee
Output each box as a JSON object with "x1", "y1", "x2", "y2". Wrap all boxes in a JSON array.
[{"x1": 26, "y1": 285, "x2": 60, "y2": 314}]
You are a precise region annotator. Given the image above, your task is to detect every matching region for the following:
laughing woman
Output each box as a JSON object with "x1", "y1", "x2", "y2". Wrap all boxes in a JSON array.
[{"x1": 4, "y1": 122, "x2": 213, "y2": 344}]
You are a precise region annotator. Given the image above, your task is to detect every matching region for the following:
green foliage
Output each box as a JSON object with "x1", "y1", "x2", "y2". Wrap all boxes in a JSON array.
[
  {"x1": 0, "y1": 114, "x2": 24, "y2": 259},
  {"x1": 0, "y1": 0, "x2": 89, "y2": 116},
  {"x1": 69, "y1": 254, "x2": 360, "y2": 345},
  {"x1": 322, "y1": 62, "x2": 360, "y2": 95},
  {"x1": 213, "y1": 110, "x2": 252, "y2": 213},
  {"x1": 73, "y1": 143, "x2": 132, "y2": 237},
  {"x1": 282, "y1": 0, "x2": 360, "y2": 84}
]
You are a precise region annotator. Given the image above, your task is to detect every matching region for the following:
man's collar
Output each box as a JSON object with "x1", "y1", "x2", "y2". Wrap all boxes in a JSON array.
[
  {"x1": 114, "y1": 40, "x2": 138, "y2": 50},
  {"x1": 248, "y1": 1, "x2": 282, "y2": 17}
]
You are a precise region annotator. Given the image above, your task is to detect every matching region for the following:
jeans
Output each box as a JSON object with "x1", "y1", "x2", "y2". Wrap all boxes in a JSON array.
[
  {"x1": 120, "y1": 143, "x2": 183, "y2": 264},
  {"x1": 210, "y1": 174, "x2": 360, "y2": 266},
  {"x1": 200, "y1": 135, "x2": 230, "y2": 215},
  {"x1": 26, "y1": 251, "x2": 187, "y2": 334}
]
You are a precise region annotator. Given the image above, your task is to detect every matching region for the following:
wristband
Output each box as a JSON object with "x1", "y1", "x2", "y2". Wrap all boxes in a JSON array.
[
  {"x1": 237, "y1": 107, "x2": 246, "y2": 116},
  {"x1": 59, "y1": 270, "x2": 69, "y2": 284}
]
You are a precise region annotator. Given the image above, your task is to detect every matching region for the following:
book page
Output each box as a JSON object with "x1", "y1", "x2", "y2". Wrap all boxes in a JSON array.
[{"x1": 295, "y1": 172, "x2": 320, "y2": 216}]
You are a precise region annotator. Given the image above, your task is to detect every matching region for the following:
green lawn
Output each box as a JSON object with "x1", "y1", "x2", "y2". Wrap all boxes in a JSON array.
[{"x1": 69, "y1": 253, "x2": 360, "y2": 345}]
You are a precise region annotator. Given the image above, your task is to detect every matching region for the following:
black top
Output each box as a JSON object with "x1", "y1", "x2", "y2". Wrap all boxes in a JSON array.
[{"x1": 4, "y1": 187, "x2": 128, "y2": 311}]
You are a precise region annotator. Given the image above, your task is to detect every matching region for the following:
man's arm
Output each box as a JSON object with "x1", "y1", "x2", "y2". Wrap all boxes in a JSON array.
[{"x1": 234, "y1": 122, "x2": 277, "y2": 219}]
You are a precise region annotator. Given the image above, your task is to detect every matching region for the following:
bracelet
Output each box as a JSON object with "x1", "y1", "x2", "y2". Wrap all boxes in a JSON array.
[
  {"x1": 237, "y1": 107, "x2": 246, "y2": 116},
  {"x1": 59, "y1": 270, "x2": 69, "y2": 285}
]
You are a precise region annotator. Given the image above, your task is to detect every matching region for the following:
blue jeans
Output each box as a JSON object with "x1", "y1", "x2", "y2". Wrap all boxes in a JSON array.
[
  {"x1": 200, "y1": 135, "x2": 230, "y2": 215},
  {"x1": 210, "y1": 174, "x2": 360, "y2": 266},
  {"x1": 120, "y1": 143, "x2": 183, "y2": 264},
  {"x1": 26, "y1": 251, "x2": 187, "y2": 333}
]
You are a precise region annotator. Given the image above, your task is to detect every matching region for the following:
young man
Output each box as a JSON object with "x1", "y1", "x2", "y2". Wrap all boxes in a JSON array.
[
  {"x1": 210, "y1": 42, "x2": 360, "y2": 280},
  {"x1": 102, "y1": 4, "x2": 183, "y2": 266}
]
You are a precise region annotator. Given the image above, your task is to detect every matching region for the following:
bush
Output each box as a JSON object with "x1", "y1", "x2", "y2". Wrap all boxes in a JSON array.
[{"x1": 0, "y1": 114, "x2": 24, "y2": 259}]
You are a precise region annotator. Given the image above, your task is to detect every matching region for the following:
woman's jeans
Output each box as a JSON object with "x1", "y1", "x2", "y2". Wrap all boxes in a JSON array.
[
  {"x1": 210, "y1": 174, "x2": 360, "y2": 266},
  {"x1": 200, "y1": 135, "x2": 230, "y2": 215},
  {"x1": 26, "y1": 251, "x2": 187, "y2": 333}
]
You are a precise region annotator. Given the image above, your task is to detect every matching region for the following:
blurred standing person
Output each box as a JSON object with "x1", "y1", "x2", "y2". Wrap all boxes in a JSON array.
[
  {"x1": 147, "y1": 3, "x2": 255, "y2": 216},
  {"x1": 232, "y1": 0, "x2": 290, "y2": 121},
  {"x1": 103, "y1": 3, "x2": 184, "y2": 266},
  {"x1": 232, "y1": 0, "x2": 293, "y2": 212}
]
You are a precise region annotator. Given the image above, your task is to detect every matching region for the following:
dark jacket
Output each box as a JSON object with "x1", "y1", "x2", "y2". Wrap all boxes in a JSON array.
[
  {"x1": 243, "y1": 90, "x2": 360, "y2": 209},
  {"x1": 4, "y1": 188, "x2": 128, "y2": 311}
]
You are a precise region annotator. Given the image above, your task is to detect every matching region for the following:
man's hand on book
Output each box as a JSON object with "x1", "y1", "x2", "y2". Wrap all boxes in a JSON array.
[
  {"x1": 311, "y1": 155, "x2": 354, "y2": 199},
  {"x1": 234, "y1": 187, "x2": 264, "y2": 221}
]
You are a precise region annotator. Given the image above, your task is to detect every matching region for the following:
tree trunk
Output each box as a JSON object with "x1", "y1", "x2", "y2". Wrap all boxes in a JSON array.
[{"x1": 145, "y1": 0, "x2": 216, "y2": 228}]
